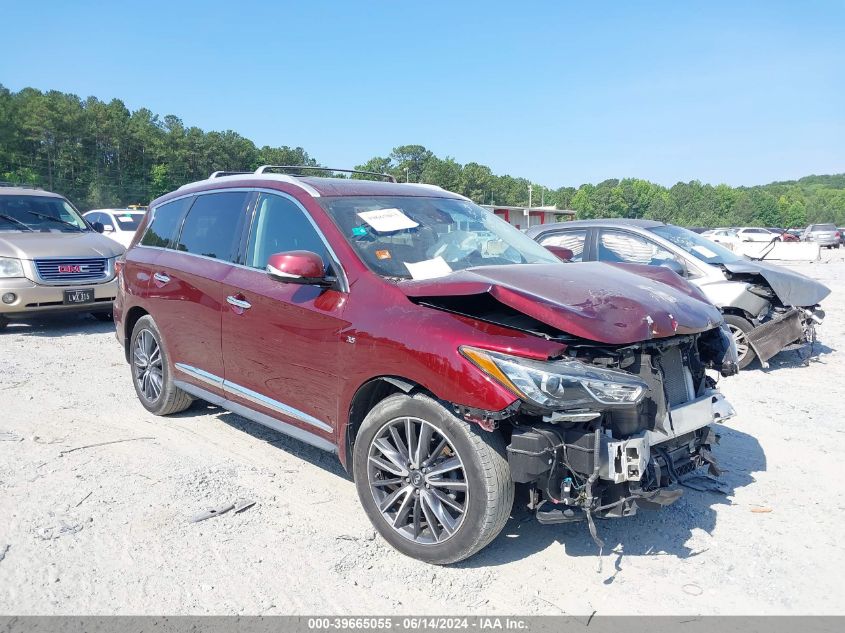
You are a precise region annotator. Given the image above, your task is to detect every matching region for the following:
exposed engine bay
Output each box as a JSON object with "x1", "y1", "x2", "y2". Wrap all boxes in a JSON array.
[{"x1": 502, "y1": 328, "x2": 737, "y2": 535}]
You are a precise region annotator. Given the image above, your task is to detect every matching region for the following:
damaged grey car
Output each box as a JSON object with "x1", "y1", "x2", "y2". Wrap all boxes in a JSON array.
[{"x1": 527, "y1": 219, "x2": 830, "y2": 369}]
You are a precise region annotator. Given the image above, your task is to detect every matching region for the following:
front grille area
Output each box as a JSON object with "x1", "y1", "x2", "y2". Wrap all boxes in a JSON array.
[
  {"x1": 34, "y1": 258, "x2": 108, "y2": 283},
  {"x1": 660, "y1": 346, "x2": 692, "y2": 406}
]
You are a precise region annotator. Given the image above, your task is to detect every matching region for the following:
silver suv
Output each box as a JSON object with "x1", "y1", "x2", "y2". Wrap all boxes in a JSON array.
[
  {"x1": 802, "y1": 223, "x2": 840, "y2": 248},
  {"x1": 0, "y1": 186, "x2": 124, "y2": 329}
]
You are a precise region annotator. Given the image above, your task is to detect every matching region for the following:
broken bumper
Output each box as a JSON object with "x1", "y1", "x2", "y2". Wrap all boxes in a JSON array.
[
  {"x1": 599, "y1": 390, "x2": 734, "y2": 484},
  {"x1": 746, "y1": 307, "x2": 824, "y2": 366},
  {"x1": 509, "y1": 390, "x2": 736, "y2": 525}
]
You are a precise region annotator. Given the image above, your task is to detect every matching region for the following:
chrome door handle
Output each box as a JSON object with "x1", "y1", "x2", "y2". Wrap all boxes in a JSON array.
[
  {"x1": 153, "y1": 272, "x2": 171, "y2": 284},
  {"x1": 226, "y1": 296, "x2": 252, "y2": 310}
]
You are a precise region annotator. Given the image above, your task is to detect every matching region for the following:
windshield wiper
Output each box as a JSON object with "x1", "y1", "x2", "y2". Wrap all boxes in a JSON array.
[
  {"x1": 20, "y1": 210, "x2": 85, "y2": 231},
  {"x1": 0, "y1": 213, "x2": 35, "y2": 231}
]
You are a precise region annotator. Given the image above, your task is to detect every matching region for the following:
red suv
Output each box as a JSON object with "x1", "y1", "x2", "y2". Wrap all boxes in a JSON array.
[{"x1": 115, "y1": 167, "x2": 738, "y2": 564}]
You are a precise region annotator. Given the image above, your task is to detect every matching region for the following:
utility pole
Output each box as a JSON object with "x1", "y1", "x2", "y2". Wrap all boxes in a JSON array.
[
  {"x1": 527, "y1": 184, "x2": 533, "y2": 228},
  {"x1": 405, "y1": 167, "x2": 410, "y2": 183}
]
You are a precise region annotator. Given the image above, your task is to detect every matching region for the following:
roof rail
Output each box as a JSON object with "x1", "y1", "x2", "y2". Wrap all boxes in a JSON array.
[
  {"x1": 254, "y1": 165, "x2": 397, "y2": 183},
  {"x1": 209, "y1": 171, "x2": 251, "y2": 179}
]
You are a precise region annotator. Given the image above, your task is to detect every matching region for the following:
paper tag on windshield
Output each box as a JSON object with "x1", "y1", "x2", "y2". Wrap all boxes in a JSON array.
[
  {"x1": 405, "y1": 256, "x2": 452, "y2": 280},
  {"x1": 357, "y1": 208, "x2": 418, "y2": 233},
  {"x1": 692, "y1": 245, "x2": 717, "y2": 258}
]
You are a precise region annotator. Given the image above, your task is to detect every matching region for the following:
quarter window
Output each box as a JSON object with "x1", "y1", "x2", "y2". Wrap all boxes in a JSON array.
[
  {"x1": 245, "y1": 193, "x2": 329, "y2": 270},
  {"x1": 141, "y1": 197, "x2": 193, "y2": 248},
  {"x1": 538, "y1": 230, "x2": 587, "y2": 262},
  {"x1": 175, "y1": 192, "x2": 249, "y2": 262}
]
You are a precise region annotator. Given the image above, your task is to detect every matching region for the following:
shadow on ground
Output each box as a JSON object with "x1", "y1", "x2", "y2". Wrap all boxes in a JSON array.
[
  {"x1": 458, "y1": 421, "x2": 765, "y2": 570},
  {"x1": 171, "y1": 399, "x2": 349, "y2": 480},
  {"x1": 758, "y1": 342, "x2": 836, "y2": 371},
  {"x1": 1, "y1": 313, "x2": 115, "y2": 338}
]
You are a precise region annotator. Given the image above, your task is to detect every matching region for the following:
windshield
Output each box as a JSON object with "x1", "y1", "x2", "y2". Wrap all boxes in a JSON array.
[
  {"x1": 114, "y1": 212, "x2": 144, "y2": 230},
  {"x1": 320, "y1": 196, "x2": 560, "y2": 279},
  {"x1": 0, "y1": 195, "x2": 88, "y2": 232},
  {"x1": 650, "y1": 224, "x2": 743, "y2": 265}
]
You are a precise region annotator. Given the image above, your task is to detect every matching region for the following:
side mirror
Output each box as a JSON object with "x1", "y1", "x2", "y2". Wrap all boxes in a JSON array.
[
  {"x1": 266, "y1": 251, "x2": 331, "y2": 286},
  {"x1": 544, "y1": 245, "x2": 574, "y2": 262},
  {"x1": 92, "y1": 221, "x2": 105, "y2": 233},
  {"x1": 659, "y1": 259, "x2": 686, "y2": 277}
]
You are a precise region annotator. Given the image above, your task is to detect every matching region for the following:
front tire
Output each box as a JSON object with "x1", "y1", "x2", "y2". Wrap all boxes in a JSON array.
[
  {"x1": 130, "y1": 315, "x2": 193, "y2": 415},
  {"x1": 724, "y1": 314, "x2": 757, "y2": 370},
  {"x1": 353, "y1": 393, "x2": 513, "y2": 564}
]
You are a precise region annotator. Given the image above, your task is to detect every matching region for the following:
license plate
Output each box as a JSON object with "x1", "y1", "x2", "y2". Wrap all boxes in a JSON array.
[{"x1": 63, "y1": 288, "x2": 95, "y2": 305}]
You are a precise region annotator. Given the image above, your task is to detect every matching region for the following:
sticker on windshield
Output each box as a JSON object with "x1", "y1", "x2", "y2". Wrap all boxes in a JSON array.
[
  {"x1": 351, "y1": 226, "x2": 368, "y2": 237},
  {"x1": 692, "y1": 244, "x2": 717, "y2": 258},
  {"x1": 405, "y1": 256, "x2": 452, "y2": 280},
  {"x1": 357, "y1": 208, "x2": 419, "y2": 233}
]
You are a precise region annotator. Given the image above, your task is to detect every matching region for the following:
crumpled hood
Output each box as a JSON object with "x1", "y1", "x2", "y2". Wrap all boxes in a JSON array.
[
  {"x1": 722, "y1": 260, "x2": 830, "y2": 307},
  {"x1": 0, "y1": 231, "x2": 124, "y2": 260},
  {"x1": 398, "y1": 262, "x2": 724, "y2": 345}
]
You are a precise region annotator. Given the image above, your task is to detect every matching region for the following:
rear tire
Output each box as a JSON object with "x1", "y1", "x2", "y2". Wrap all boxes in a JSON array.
[
  {"x1": 130, "y1": 315, "x2": 193, "y2": 415},
  {"x1": 724, "y1": 314, "x2": 757, "y2": 370},
  {"x1": 353, "y1": 393, "x2": 513, "y2": 564}
]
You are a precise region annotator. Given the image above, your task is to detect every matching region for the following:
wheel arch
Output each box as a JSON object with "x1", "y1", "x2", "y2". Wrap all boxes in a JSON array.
[
  {"x1": 123, "y1": 306, "x2": 149, "y2": 361},
  {"x1": 342, "y1": 376, "x2": 433, "y2": 475}
]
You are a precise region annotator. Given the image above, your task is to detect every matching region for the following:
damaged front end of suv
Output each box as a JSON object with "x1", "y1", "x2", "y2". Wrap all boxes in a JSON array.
[
  {"x1": 405, "y1": 262, "x2": 739, "y2": 539},
  {"x1": 462, "y1": 327, "x2": 737, "y2": 536}
]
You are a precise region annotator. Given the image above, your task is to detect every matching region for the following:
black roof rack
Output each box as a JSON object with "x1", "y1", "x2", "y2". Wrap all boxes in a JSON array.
[{"x1": 254, "y1": 165, "x2": 397, "y2": 183}]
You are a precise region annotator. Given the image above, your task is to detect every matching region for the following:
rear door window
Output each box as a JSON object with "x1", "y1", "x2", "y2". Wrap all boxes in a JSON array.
[
  {"x1": 174, "y1": 192, "x2": 250, "y2": 262},
  {"x1": 598, "y1": 229, "x2": 681, "y2": 267},
  {"x1": 141, "y1": 197, "x2": 193, "y2": 248},
  {"x1": 537, "y1": 230, "x2": 587, "y2": 262}
]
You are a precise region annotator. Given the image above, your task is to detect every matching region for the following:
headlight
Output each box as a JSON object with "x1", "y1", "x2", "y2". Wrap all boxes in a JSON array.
[
  {"x1": 460, "y1": 346, "x2": 648, "y2": 409},
  {"x1": 0, "y1": 257, "x2": 24, "y2": 278}
]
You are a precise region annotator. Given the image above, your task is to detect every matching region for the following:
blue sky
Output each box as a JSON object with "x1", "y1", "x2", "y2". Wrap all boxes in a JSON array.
[{"x1": 1, "y1": 1, "x2": 843, "y2": 188}]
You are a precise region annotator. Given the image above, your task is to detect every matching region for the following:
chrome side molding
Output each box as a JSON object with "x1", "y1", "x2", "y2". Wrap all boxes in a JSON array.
[{"x1": 174, "y1": 363, "x2": 333, "y2": 434}]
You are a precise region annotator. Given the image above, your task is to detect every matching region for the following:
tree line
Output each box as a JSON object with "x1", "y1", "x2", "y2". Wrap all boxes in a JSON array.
[{"x1": 2, "y1": 85, "x2": 843, "y2": 227}]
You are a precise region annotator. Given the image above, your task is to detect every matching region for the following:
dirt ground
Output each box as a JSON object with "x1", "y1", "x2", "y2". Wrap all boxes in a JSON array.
[{"x1": 1, "y1": 251, "x2": 844, "y2": 616}]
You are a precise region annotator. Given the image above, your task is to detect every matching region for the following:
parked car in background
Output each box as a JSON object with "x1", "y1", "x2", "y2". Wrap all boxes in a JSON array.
[
  {"x1": 734, "y1": 227, "x2": 780, "y2": 243},
  {"x1": 701, "y1": 228, "x2": 741, "y2": 249},
  {"x1": 802, "y1": 223, "x2": 841, "y2": 248},
  {"x1": 786, "y1": 228, "x2": 804, "y2": 239},
  {"x1": 766, "y1": 228, "x2": 799, "y2": 242},
  {"x1": 527, "y1": 219, "x2": 829, "y2": 369},
  {"x1": 83, "y1": 209, "x2": 146, "y2": 248},
  {"x1": 839, "y1": 228, "x2": 845, "y2": 246},
  {"x1": 0, "y1": 186, "x2": 124, "y2": 329},
  {"x1": 115, "y1": 166, "x2": 739, "y2": 564}
]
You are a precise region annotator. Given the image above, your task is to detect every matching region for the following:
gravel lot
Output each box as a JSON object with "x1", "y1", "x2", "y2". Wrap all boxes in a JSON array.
[{"x1": 1, "y1": 252, "x2": 843, "y2": 616}]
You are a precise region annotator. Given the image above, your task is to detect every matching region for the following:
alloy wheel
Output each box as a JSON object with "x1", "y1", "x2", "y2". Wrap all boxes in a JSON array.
[
  {"x1": 728, "y1": 324, "x2": 749, "y2": 362},
  {"x1": 367, "y1": 417, "x2": 468, "y2": 545},
  {"x1": 133, "y1": 329, "x2": 163, "y2": 402}
]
